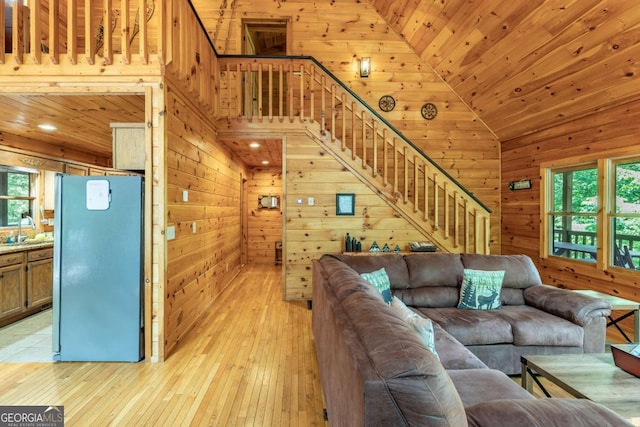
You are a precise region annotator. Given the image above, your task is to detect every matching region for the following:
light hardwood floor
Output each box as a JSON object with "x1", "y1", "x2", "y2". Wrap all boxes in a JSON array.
[
  {"x1": 0, "y1": 264, "x2": 634, "y2": 425},
  {"x1": 0, "y1": 264, "x2": 327, "y2": 426}
]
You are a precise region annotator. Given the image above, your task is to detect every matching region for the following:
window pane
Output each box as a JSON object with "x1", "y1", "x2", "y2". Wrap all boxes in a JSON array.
[
  {"x1": 612, "y1": 217, "x2": 640, "y2": 269},
  {"x1": 615, "y1": 161, "x2": 640, "y2": 214},
  {"x1": 552, "y1": 214, "x2": 597, "y2": 261},
  {"x1": 552, "y1": 167, "x2": 597, "y2": 213},
  {"x1": 3, "y1": 200, "x2": 29, "y2": 226},
  {"x1": 6, "y1": 172, "x2": 29, "y2": 196}
]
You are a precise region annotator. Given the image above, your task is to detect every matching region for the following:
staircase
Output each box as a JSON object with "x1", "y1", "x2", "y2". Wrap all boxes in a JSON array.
[{"x1": 217, "y1": 56, "x2": 491, "y2": 254}]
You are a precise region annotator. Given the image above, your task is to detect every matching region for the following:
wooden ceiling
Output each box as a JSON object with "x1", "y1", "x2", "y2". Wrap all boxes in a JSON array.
[
  {"x1": 2, "y1": 1, "x2": 637, "y2": 166},
  {"x1": 367, "y1": 0, "x2": 640, "y2": 141},
  {"x1": 0, "y1": 94, "x2": 145, "y2": 161}
]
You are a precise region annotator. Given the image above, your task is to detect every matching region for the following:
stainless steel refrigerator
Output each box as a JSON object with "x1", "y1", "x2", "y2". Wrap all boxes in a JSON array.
[{"x1": 52, "y1": 174, "x2": 144, "y2": 362}]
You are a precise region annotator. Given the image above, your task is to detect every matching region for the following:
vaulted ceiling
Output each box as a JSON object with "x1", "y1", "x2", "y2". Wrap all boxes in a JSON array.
[
  {"x1": 1, "y1": 1, "x2": 637, "y2": 166},
  {"x1": 365, "y1": 0, "x2": 640, "y2": 141}
]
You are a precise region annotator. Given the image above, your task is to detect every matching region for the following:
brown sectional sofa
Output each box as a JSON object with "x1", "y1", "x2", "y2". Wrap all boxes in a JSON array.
[{"x1": 312, "y1": 253, "x2": 632, "y2": 426}]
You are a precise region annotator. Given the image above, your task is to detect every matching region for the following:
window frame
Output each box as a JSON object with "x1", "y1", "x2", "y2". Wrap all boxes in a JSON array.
[
  {"x1": 541, "y1": 155, "x2": 640, "y2": 272},
  {"x1": 0, "y1": 166, "x2": 37, "y2": 229}
]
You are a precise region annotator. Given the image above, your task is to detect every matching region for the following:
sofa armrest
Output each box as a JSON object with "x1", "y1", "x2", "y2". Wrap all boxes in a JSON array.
[
  {"x1": 523, "y1": 286, "x2": 611, "y2": 326},
  {"x1": 466, "y1": 398, "x2": 633, "y2": 427}
]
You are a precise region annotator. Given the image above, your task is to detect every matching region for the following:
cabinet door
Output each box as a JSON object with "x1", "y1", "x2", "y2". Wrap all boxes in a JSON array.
[
  {"x1": 27, "y1": 258, "x2": 53, "y2": 308},
  {"x1": 0, "y1": 264, "x2": 24, "y2": 319}
]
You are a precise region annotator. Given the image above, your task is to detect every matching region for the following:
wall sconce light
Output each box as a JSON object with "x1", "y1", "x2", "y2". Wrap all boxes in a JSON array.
[
  {"x1": 360, "y1": 57, "x2": 370, "y2": 78},
  {"x1": 509, "y1": 179, "x2": 532, "y2": 191}
]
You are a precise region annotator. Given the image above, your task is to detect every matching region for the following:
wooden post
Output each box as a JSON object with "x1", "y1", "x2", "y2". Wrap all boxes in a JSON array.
[
  {"x1": 257, "y1": 63, "x2": 263, "y2": 121},
  {"x1": 309, "y1": 66, "x2": 315, "y2": 123},
  {"x1": 340, "y1": 93, "x2": 346, "y2": 151},
  {"x1": 139, "y1": 0, "x2": 148, "y2": 64},
  {"x1": 12, "y1": 2, "x2": 24, "y2": 64},
  {"x1": 372, "y1": 120, "x2": 377, "y2": 177},
  {"x1": 84, "y1": 0, "x2": 94, "y2": 64},
  {"x1": 67, "y1": 0, "x2": 77, "y2": 64},
  {"x1": 361, "y1": 111, "x2": 367, "y2": 169},
  {"x1": 103, "y1": 0, "x2": 113, "y2": 65},
  {"x1": 299, "y1": 64, "x2": 304, "y2": 122},
  {"x1": 31, "y1": 0, "x2": 42, "y2": 64},
  {"x1": 330, "y1": 84, "x2": 336, "y2": 141},
  {"x1": 413, "y1": 156, "x2": 418, "y2": 211},
  {"x1": 268, "y1": 63, "x2": 273, "y2": 121},
  {"x1": 121, "y1": 0, "x2": 131, "y2": 64}
]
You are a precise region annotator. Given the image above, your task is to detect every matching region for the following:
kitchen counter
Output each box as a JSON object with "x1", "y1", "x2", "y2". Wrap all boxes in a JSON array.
[{"x1": 0, "y1": 241, "x2": 54, "y2": 255}]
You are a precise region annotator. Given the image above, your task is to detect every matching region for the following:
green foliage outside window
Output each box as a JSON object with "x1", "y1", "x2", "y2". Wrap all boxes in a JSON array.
[{"x1": 0, "y1": 169, "x2": 32, "y2": 227}]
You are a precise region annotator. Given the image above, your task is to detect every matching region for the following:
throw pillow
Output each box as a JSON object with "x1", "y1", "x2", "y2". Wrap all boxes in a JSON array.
[
  {"x1": 457, "y1": 269, "x2": 505, "y2": 310},
  {"x1": 391, "y1": 296, "x2": 439, "y2": 359},
  {"x1": 360, "y1": 267, "x2": 393, "y2": 305}
]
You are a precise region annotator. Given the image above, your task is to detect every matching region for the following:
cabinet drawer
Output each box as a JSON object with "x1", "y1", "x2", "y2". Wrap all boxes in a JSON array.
[
  {"x1": 28, "y1": 248, "x2": 53, "y2": 261},
  {"x1": 0, "y1": 252, "x2": 24, "y2": 268}
]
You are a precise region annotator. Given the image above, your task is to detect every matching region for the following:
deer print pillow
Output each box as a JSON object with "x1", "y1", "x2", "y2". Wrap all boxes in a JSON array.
[{"x1": 457, "y1": 269, "x2": 505, "y2": 310}]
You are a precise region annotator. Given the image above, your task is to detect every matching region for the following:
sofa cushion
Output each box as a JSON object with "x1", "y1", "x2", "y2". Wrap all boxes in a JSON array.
[
  {"x1": 446, "y1": 369, "x2": 534, "y2": 408},
  {"x1": 460, "y1": 254, "x2": 542, "y2": 289},
  {"x1": 495, "y1": 306, "x2": 584, "y2": 347},
  {"x1": 336, "y1": 254, "x2": 410, "y2": 289},
  {"x1": 405, "y1": 253, "x2": 464, "y2": 288},
  {"x1": 466, "y1": 398, "x2": 635, "y2": 427},
  {"x1": 457, "y1": 269, "x2": 505, "y2": 310},
  {"x1": 416, "y1": 307, "x2": 514, "y2": 345},
  {"x1": 432, "y1": 323, "x2": 488, "y2": 370},
  {"x1": 391, "y1": 296, "x2": 439, "y2": 358},
  {"x1": 360, "y1": 267, "x2": 393, "y2": 304}
]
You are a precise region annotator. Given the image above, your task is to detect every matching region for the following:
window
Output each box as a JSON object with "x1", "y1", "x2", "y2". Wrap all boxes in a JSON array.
[
  {"x1": 611, "y1": 159, "x2": 640, "y2": 268},
  {"x1": 0, "y1": 167, "x2": 36, "y2": 227},
  {"x1": 543, "y1": 156, "x2": 640, "y2": 270}
]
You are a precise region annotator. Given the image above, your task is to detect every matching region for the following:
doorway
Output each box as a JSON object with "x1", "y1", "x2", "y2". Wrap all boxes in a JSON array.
[{"x1": 242, "y1": 19, "x2": 290, "y2": 117}]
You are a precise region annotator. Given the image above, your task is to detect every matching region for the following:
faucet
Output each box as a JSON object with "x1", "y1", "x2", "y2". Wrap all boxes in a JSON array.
[{"x1": 17, "y1": 212, "x2": 36, "y2": 243}]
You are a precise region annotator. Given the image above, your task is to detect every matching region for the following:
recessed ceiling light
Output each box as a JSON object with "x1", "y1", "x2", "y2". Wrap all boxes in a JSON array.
[
  {"x1": 249, "y1": 142, "x2": 260, "y2": 148},
  {"x1": 262, "y1": 160, "x2": 269, "y2": 165},
  {"x1": 38, "y1": 124, "x2": 57, "y2": 131}
]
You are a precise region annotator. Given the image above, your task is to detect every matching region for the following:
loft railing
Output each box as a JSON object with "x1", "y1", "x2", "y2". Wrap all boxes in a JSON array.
[
  {"x1": 218, "y1": 55, "x2": 492, "y2": 254},
  {"x1": 0, "y1": 0, "x2": 216, "y2": 110},
  {"x1": 0, "y1": 0, "x2": 161, "y2": 65}
]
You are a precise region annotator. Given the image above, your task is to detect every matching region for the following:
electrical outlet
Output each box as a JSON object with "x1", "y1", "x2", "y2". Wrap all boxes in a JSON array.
[
  {"x1": 308, "y1": 197, "x2": 315, "y2": 206},
  {"x1": 182, "y1": 190, "x2": 189, "y2": 202}
]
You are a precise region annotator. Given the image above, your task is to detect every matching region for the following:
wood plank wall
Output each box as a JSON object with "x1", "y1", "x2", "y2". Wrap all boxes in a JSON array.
[
  {"x1": 285, "y1": 132, "x2": 432, "y2": 300},
  {"x1": 501, "y1": 98, "x2": 640, "y2": 302},
  {"x1": 164, "y1": 79, "x2": 246, "y2": 357},
  {"x1": 246, "y1": 167, "x2": 283, "y2": 265},
  {"x1": 203, "y1": 0, "x2": 502, "y2": 253}
]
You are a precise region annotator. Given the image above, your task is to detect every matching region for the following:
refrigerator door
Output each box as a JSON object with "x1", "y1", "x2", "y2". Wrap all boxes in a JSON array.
[{"x1": 53, "y1": 175, "x2": 144, "y2": 362}]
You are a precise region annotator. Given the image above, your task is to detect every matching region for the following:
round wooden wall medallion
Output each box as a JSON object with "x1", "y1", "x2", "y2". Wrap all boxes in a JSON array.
[
  {"x1": 421, "y1": 102, "x2": 438, "y2": 120},
  {"x1": 378, "y1": 95, "x2": 396, "y2": 112}
]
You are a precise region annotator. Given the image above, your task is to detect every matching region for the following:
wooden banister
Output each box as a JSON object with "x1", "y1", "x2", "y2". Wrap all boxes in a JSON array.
[{"x1": 217, "y1": 56, "x2": 492, "y2": 254}]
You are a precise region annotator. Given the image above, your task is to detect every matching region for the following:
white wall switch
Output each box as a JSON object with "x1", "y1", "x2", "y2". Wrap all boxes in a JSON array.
[
  {"x1": 192, "y1": 222, "x2": 197, "y2": 234},
  {"x1": 182, "y1": 190, "x2": 189, "y2": 202},
  {"x1": 308, "y1": 197, "x2": 315, "y2": 206},
  {"x1": 166, "y1": 225, "x2": 176, "y2": 240}
]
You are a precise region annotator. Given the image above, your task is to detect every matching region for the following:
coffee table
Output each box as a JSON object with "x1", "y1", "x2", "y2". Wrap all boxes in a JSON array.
[{"x1": 521, "y1": 351, "x2": 640, "y2": 425}]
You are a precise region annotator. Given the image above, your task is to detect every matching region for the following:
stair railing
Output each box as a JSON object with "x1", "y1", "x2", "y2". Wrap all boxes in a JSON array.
[{"x1": 218, "y1": 55, "x2": 491, "y2": 254}]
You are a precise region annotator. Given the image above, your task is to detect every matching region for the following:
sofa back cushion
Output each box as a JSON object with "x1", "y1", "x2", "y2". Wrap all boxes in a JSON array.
[
  {"x1": 396, "y1": 253, "x2": 464, "y2": 307},
  {"x1": 335, "y1": 254, "x2": 410, "y2": 289},
  {"x1": 461, "y1": 254, "x2": 542, "y2": 306}
]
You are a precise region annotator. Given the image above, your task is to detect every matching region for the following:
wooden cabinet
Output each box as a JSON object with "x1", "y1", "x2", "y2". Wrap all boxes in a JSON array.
[
  {"x1": 0, "y1": 247, "x2": 53, "y2": 325},
  {"x1": 26, "y1": 248, "x2": 53, "y2": 308},
  {"x1": 111, "y1": 122, "x2": 145, "y2": 171},
  {"x1": 0, "y1": 253, "x2": 25, "y2": 320},
  {"x1": 65, "y1": 164, "x2": 89, "y2": 175}
]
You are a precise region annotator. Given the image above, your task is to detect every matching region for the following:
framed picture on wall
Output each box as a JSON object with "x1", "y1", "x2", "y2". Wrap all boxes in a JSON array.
[{"x1": 336, "y1": 193, "x2": 355, "y2": 216}]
